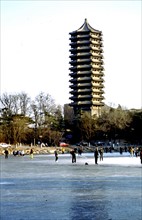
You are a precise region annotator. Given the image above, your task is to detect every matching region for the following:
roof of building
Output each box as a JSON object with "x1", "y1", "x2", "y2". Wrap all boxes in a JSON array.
[{"x1": 70, "y1": 19, "x2": 101, "y2": 34}]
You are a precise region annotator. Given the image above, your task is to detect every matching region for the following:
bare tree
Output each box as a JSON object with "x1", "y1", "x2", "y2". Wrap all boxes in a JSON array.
[
  {"x1": 11, "y1": 115, "x2": 31, "y2": 144},
  {"x1": 19, "y1": 92, "x2": 31, "y2": 116},
  {"x1": 0, "y1": 92, "x2": 31, "y2": 116},
  {"x1": 0, "y1": 93, "x2": 14, "y2": 116}
]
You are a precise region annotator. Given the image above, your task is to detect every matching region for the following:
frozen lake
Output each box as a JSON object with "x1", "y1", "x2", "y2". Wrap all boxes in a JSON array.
[{"x1": 0, "y1": 153, "x2": 142, "y2": 220}]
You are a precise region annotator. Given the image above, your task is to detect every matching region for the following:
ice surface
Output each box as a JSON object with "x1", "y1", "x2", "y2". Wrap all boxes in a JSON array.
[{"x1": 0, "y1": 153, "x2": 142, "y2": 220}]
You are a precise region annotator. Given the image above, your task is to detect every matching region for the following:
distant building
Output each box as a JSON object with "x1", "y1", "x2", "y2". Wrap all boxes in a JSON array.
[{"x1": 69, "y1": 19, "x2": 105, "y2": 117}]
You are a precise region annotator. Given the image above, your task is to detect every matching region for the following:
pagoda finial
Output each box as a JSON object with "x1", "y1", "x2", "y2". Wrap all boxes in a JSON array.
[{"x1": 85, "y1": 18, "x2": 87, "y2": 23}]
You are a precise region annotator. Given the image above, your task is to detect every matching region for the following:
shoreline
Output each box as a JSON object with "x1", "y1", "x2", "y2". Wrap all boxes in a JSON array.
[{"x1": 0, "y1": 146, "x2": 72, "y2": 156}]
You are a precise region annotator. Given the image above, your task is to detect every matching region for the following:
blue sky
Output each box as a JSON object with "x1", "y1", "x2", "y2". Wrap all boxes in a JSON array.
[{"x1": 1, "y1": 0, "x2": 141, "y2": 109}]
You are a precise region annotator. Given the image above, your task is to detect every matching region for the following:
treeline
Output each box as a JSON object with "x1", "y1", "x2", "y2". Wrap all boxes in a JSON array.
[
  {"x1": 64, "y1": 104, "x2": 142, "y2": 145},
  {"x1": 0, "y1": 92, "x2": 64, "y2": 146},
  {"x1": 0, "y1": 92, "x2": 142, "y2": 145}
]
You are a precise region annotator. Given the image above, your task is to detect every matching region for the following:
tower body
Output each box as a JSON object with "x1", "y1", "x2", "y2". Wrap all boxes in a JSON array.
[{"x1": 69, "y1": 19, "x2": 104, "y2": 116}]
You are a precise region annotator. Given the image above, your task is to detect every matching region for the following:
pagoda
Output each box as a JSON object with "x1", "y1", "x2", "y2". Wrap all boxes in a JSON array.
[{"x1": 69, "y1": 19, "x2": 105, "y2": 116}]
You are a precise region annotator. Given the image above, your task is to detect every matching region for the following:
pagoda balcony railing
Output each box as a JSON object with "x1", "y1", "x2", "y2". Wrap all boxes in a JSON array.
[
  {"x1": 90, "y1": 39, "x2": 100, "y2": 44},
  {"x1": 77, "y1": 83, "x2": 91, "y2": 87},
  {"x1": 70, "y1": 83, "x2": 91, "y2": 89},
  {"x1": 69, "y1": 77, "x2": 91, "y2": 83},
  {"x1": 69, "y1": 35, "x2": 90, "y2": 40},
  {"x1": 70, "y1": 48, "x2": 103, "y2": 55},
  {"x1": 91, "y1": 52, "x2": 104, "y2": 58},
  {"x1": 92, "y1": 65, "x2": 104, "y2": 70},
  {"x1": 69, "y1": 71, "x2": 104, "y2": 78},
  {"x1": 70, "y1": 46, "x2": 91, "y2": 51},
  {"x1": 70, "y1": 88, "x2": 92, "y2": 94},
  {"x1": 92, "y1": 76, "x2": 101, "y2": 80},
  {"x1": 77, "y1": 64, "x2": 91, "y2": 69},
  {"x1": 78, "y1": 94, "x2": 92, "y2": 98},
  {"x1": 77, "y1": 34, "x2": 90, "y2": 38},
  {"x1": 77, "y1": 70, "x2": 91, "y2": 74},
  {"x1": 92, "y1": 101, "x2": 104, "y2": 106},
  {"x1": 92, "y1": 77, "x2": 104, "y2": 82},
  {"x1": 91, "y1": 43, "x2": 103, "y2": 48},
  {"x1": 90, "y1": 33, "x2": 102, "y2": 40},
  {"x1": 70, "y1": 43, "x2": 90, "y2": 49},
  {"x1": 92, "y1": 71, "x2": 104, "y2": 75},
  {"x1": 91, "y1": 48, "x2": 103, "y2": 53},
  {"x1": 70, "y1": 40, "x2": 91, "y2": 46},
  {"x1": 70, "y1": 52, "x2": 91, "y2": 58},
  {"x1": 91, "y1": 58, "x2": 104, "y2": 64},
  {"x1": 70, "y1": 59, "x2": 91, "y2": 65},
  {"x1": 92, "y1": 95, "x2": 104, "y2": 99},
  {"x1": 92, "y1": 79, "x2": 104, "y2": 83},
  {"x1": 92, "y1": 89, "x2": 102, "y2": 92},
  {"x1": 78, "y1": 101, "x2": 91, "y2": 105},
  {"x1": 69, "y1": 65, "x2": 91, "y2": 71},
  {"x1": 70, "y1": 95, "x2": 92, "y2": 100},
  {"x1": 91, "y1": 39, "x2": 103, "y2": 46},
  {"x1": 77, "y1": 58, "x2": 91, "y2": 63},
  {"x1": 78, "y1": 76, "x2": 91, "y2": 81},
  {"x1": 69, "y1": 70, "x2": 91, "y2": 76},
  {"x1": 78, "y1": 88, "x2": 92, "y2": 93},
  {"x1": 70, "y1": 50, "x2": 90, "y2": 54},
  {"x1": 92, "y1": 89, "x2": 104, "y2": 93},
  {"x1": 91, "y1": 46, "x2": 102, "y2": 51},
  {"x1": 92, "y1": 83, "x2": 104, "y2": 87}
]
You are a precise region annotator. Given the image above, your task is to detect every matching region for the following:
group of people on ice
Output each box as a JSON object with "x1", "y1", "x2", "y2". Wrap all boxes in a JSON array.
[{"x1": 3, "y1": 145, "x2": 142, "y2": 164}]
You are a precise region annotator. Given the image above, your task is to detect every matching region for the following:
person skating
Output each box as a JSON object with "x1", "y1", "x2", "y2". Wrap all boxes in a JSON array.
[
  {"x1": 70, "y1": 150, "x2": 76, "y2": 163},
  {"x1": 30, "y1": 148, "x2": 34, "y2": 159},
  {"x1": 4, "y1": 149, "x2": 9, "y2": 159},
  {"x1": 140, "y1": 149, "x2": 142, "y2": 164},
  {"x1": 99, "y1": 148, "x2": 104, "y2": 161},
  {"x1": 94, "y1": 147, "x2": 99, "y2": 164},
  {"x1": 54, "y1": 150, "x2": 58, "y2": 162}
]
